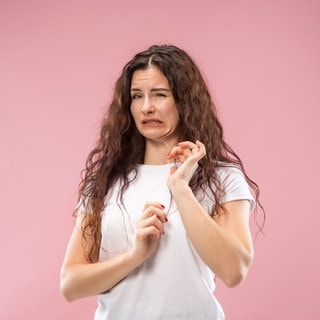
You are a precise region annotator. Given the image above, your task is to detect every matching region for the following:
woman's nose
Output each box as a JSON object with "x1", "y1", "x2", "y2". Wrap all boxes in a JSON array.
[{"x1": 141, "y1": 97, "x2": 155, "y2": 114}]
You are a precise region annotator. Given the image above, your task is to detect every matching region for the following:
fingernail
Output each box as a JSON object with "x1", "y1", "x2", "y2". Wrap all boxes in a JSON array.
[{"x1": 161, "y1": 204, "x2": 165, "y2": 209}]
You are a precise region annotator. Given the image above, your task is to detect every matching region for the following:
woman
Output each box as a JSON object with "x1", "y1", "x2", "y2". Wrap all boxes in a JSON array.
[{"x1": 60, "y1": 44, "x2": 264, "y2": 319}]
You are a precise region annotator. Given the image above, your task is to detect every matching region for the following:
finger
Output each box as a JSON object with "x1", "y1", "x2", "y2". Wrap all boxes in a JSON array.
[
  {"x1": 167, "y1": 149, "x2": 190, "y2": 164},
  {"x1": 178, "y1": 141, "x2": 195, "y2": 148},
  {"x1": 140, "y1": 206, "x2": 168, "y2": 223},
  {"x1": 178, "y1": 141, "x2": 198, "y2": 152},
  {"x1": 172, "y1": 142, "x2": 196, "y2": 159},
  {"x1": 167, "y1": 141, "x2": 206, "y2": 163},
  {"x1": 166, "y1": 146, "x2": 182, "y2": 159},
  {"x1": 137, "y1": 215, "x2": 165, "y2": 235},
  {"x1": 179, "y1": 141, "x2": 206, "y2": 159},
  {"x1": 143, "y1": 201, "x2": 165, "y2": 211},
  {"x1": 195, "y1": 140, "x2": 206, "y2": 157},
  {"x1": 136, "y1": 225, "x2": 162, "y2": 240}
]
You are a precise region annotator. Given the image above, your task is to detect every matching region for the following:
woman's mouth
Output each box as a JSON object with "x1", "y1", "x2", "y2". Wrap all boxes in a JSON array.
[{"x1": 142, "y1": 119, "x2": 163, "y2": 125}]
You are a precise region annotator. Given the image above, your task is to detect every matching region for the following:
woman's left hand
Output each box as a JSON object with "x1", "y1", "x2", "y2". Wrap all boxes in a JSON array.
[{"x1": 166, "y1": 140, "x2": 206, "y2": 189}]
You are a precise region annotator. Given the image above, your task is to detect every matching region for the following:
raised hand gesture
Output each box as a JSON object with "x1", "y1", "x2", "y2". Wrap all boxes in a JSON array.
[{"x1": 166, "y1": 140, "x2": 206, "y2": 189}]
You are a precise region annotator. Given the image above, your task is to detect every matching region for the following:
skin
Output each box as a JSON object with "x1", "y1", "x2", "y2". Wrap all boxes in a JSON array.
[
  {"x1": 130, "y1": 66, "x2": 180, "y2": 164},
  {"x1": 60, "y1": 66, "x2": 254, "y2": 302},
  {"x1": 167, "y1": 141, "x2": 254, "y2": 287}
]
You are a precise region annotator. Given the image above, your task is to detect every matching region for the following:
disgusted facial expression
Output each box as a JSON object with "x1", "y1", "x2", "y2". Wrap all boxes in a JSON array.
[{"x1": 130, "y1": 66, "x2": 179, "y2": 145}]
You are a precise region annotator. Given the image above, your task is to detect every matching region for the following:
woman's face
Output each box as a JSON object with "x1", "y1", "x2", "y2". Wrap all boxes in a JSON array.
[{"x1": 130, "y1": 66, "x2": 179, "y2": 144}]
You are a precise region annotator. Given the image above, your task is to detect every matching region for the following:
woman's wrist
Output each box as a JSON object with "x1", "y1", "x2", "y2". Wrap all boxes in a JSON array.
[
  {"x1": 168, "y1": 179, "x2": 192, "y2": 195},
  {"x1": 126, "y1": 248, "x2": 145, "y2": 268}
]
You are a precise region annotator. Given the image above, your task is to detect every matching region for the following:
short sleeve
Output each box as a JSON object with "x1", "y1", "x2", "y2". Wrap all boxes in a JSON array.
[{"x1": 217, "y1": 165, "x2": 256, "y2": 212}]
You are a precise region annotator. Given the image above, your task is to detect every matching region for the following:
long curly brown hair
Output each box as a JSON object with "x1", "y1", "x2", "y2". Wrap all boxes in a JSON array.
[{"x1": 77, "y1": 44, "x2": 265, "y2": 262}]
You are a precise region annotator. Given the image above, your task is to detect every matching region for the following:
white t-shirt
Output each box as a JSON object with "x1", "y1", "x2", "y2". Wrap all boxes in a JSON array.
[{"x1": 94, "y1": 163, "x2": 255, "y2": 320}]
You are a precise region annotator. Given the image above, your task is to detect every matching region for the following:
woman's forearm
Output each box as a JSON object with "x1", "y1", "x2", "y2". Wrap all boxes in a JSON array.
[
  {"x1": 60, "y1": 250, "x2": 140, "y2": 302},
  {"x1": 170, "y1": 182, "x2": 253, "y2": 287}
]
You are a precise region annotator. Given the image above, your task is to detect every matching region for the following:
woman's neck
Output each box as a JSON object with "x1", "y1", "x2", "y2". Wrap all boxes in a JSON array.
[{"x1": 143, "y1": 140, "x2": 177, "y2": 165}]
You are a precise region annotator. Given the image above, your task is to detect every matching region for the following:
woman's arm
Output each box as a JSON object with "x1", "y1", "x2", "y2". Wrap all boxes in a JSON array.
[
  {"x1": 60, "y1": 202, "x2": 167, "y2": 301},
  {"x1": 60, "y1": 215, "x2": 140, "y2": 302},
  {"x1": 167, "y1": 141, "x2": 254, "y2": 287}
]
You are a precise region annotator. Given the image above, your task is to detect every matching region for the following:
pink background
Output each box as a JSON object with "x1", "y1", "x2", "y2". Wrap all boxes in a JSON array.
[{"x1": 1, "y1": 0, "x2": 319, "y2": 319}]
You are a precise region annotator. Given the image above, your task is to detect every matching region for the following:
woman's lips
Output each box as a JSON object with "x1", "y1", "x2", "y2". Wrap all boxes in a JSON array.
[{"x1": 142, "y1": 119, "x2": 163, "y2": 125}]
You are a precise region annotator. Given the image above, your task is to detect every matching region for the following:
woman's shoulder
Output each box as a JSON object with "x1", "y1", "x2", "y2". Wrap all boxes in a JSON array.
[
  {"x1": 214, "y1": 161, "x2": 251, "y2": 193},
  {"x1": 215, "y1": 161, "x2": 244, "y2": 177}
]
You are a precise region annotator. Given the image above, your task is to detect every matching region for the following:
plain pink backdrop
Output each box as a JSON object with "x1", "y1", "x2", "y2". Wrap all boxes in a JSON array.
[{"x1": 1, "y1": 0, "x2": 319, "y2": 319}]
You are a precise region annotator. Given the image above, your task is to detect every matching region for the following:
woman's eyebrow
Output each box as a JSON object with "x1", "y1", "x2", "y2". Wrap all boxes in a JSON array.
[
  {"x1": 150, "y1": 88, "x2": 171, "y2": 92},
  {"x1": 130, "y1": 87, "x2": 171, "y2": 92},
  {"x1": 130, "y1": 88, "x2": 141, "y2": 92}
]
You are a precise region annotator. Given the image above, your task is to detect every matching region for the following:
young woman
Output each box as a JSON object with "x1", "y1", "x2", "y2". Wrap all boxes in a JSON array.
[{"x1": 60, "y1": 44, "x2": 264, "y2": 319}]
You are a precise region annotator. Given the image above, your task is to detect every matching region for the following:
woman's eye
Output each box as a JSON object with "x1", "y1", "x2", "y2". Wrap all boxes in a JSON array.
[
  {"x1": 156, "y1": 93, "x2": 166, "y2": 97},
  {"x1": 132, "y1": 94, "x2": 142, "y2": 99}
]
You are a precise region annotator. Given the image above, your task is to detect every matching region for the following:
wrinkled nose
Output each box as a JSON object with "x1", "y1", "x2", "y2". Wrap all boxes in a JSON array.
[{"x1": 141, "y1": 97, "x2": 155, "y2": 114}]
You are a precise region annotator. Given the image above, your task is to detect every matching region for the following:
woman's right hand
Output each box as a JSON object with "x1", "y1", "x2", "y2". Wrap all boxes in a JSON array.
[
  {"x1": 60, "y1": 202, "x2": 168, "y2": 301},
  {"x1": 131, "y1": 202, "x2": 168, "y2": 263}
]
